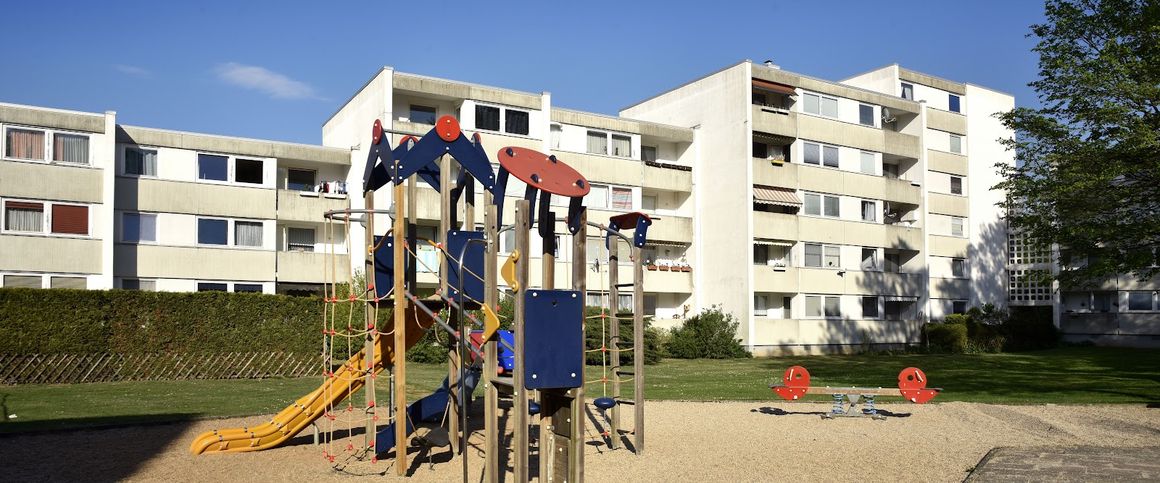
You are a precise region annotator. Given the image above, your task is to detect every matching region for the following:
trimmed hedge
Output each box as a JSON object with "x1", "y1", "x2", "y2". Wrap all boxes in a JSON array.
[{"x1": 925, "y1": 322, "x2": 968, "y2": 353}]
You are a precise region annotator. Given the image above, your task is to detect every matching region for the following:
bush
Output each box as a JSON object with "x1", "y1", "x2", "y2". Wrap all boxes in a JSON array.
[
  {"x1": 666, "y1": 306, "x2": 751, "y2": 359},
  {"x1": 1004, "y1": 306, "x2": 1059, "y2": 351},
  {"x1": 925, "y1": 322, "x2": 968, "y2": 353}
]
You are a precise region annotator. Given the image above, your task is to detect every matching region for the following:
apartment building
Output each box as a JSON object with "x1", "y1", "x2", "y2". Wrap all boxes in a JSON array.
[{"x1": 621, "y1": 61, "x2": 1015, "y2": 355}]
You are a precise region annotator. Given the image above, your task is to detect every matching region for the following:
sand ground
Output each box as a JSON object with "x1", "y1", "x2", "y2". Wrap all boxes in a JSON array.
[{"x1": 2, "y1": 400, "x2": 1158, "y2": 482}]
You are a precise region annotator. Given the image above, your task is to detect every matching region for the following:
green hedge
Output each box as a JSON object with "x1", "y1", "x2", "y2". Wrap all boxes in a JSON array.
[
  {"x1": 666, "y1": 306, "x2": 751, "y2": 359},
  {"x1": 925, "y1": 322, "x2": 968, "y2": 353}
]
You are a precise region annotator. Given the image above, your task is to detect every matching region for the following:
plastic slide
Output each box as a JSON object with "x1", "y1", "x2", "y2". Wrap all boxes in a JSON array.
[
  {"x1": 374, "y1": 368, "x2": 482, "y2": 455},
  {"x1": 189, "y1": 306, "x2": 437, "y2": 455}
]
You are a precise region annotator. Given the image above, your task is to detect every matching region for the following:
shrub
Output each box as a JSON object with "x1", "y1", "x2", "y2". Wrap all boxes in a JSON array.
[
  {"x1": 1004, "y1": 306, "x2": 1059, "y2": 351},
  {"x1": 925, "y1": 322, "x2": 968, "y2": 353},
  {"x1": 665, "y1": 306, "x2": 751, "y2": 359}
]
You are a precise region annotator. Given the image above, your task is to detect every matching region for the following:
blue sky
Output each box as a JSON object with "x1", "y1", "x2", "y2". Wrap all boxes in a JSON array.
[{"x1": 2, "y1": 1, "x2": 1045, "y2": 144}]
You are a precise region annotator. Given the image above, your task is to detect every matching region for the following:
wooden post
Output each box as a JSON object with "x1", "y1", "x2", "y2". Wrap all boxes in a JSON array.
[
  {"x1": 363, "y1": 191, "x2": 377, "y2": 453},
  {"x1": 607, "y1": 240, "x2": 621, "y2": 450},
  {"x1": 482, "y1": 190, "x2": 499, "y2": 483},
  {"x1": 513, "y1": 200, "x2": 530, "y2": 482},
  {"x1": 570, "y1": 209, "x2": 587, "y2": 483},
  {"x1": 392, "y1": 179, "x2": 408, "y2": 476},
  {"x1": 539, "y1": 211, "x2": 554, "y2": 482},
  {"x1": 632, "y1": 245, "x2": 645, "y2": 455},
  {"x1": 439, "y1": 155, "x2": 461, "y2": 454}
]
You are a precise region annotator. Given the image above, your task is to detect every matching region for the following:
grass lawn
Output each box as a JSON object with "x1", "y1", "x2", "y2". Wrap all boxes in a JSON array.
[{"x1": 1, "y1": 346, "x2": 1157, "y2": 434}]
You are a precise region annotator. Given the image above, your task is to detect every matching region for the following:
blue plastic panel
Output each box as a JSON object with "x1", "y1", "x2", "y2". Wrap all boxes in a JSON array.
[
  {"x1": 445, "y1": 230, "x2": 485, "y2": 304},
  {"x1": 524, "y1": 289, "x2": 584, "y2": 389},
  {"x1": 373, "y1": 235, "x2": 411, "y2": 300}
]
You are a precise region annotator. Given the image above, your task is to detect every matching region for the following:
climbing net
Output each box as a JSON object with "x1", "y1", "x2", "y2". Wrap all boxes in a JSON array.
[{"x1": 583, "y1": 235, "x2": 636, "y2": 444}]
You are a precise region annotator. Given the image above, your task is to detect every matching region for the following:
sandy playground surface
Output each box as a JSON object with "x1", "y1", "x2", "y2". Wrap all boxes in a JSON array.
[{"x1": 2, "y1": 399, "x2": 1158, "y2": 482}]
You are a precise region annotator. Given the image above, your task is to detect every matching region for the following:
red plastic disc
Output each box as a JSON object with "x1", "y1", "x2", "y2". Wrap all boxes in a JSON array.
[
  {"x1": 372, "y1": 119, "x2": 383, "y2": 145},
  {"x1": 497, "y1": 146, "x2": 590, "y2": 198},
  {"x1": 897, "y1": 367, "x2": 927, "y2": 390},
  {"x1": 435, "y1": 115, "x2": 461, "y2": 142},
  {"x1": 771, "y1": 365, "x2": 810, "y2": 401}
]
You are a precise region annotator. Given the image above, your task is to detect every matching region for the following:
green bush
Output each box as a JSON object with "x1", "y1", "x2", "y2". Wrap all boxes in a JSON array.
[
  {"x1": 1004, "y1": 306, "x2": 1059, "y2": 351},
  {"x1": 925, "y1": 322, "x2": 968, "y2": 353},
  {"x1": 665, "y1": 306, "x2": 751, "y2": 359}
]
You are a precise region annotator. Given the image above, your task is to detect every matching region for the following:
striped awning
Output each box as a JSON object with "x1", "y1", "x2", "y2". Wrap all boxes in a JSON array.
[
  {"x1": 754, "y1": 239, "x2": 793, "y2": 247},
  {"x1": 753, "y1": 185, "x2": 801, "y2": 207},
  {"x1": 646, "y1": 240, "x2": 690, "y2": 247},
  {"x1": 753, "y1": 131, "x2": 794, "y2": 146},
  {"x1": 752, "y1": 78, "x2": 796, "y2": 96}
]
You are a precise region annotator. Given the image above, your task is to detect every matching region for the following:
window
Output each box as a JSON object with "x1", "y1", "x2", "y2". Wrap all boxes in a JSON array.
[
  {"x1": 50, "y1": 276, "x2": 86, "y2": 289},
  {"x1": 642, "y1": 195, "x2": 657, "y2": 211},
  {"x1": 806, "y1": 295, "x2": 841, "y2": 318},
  {"x1": 804, "y1": 243, "x2": 839, "y2": 268},
  {"x1": 198, "y1": 283, "x2": 228, "y2": 292},
  {"x1": 287, "y1": 169, "x2": 316, "y2": 191},
  {"x1": 122, "y1": 279, "x2": 156, "y2": 291},
  {"x1": 885, "y1": 252, "x2": 902, "y2": 273},
  {"x1": 804, "y1": 244, "x2": 822, "y2": 267},
  {"x1": 235, "y1": 159, "x2": 264, "y2": 184},
  {"x1": 1093, "y1": 292, "x2": 1115, "y2": 312},
  {"x1": 5, "y1": 128, "x2": 45, "y2": 160},
  {"x1": 858, "y1": 104, "x2": 874, "y2": 126},
  {"x1": 500, "y1": 229, "x2": 515, "y2": 254},
  {"x1": 585, "y1": 184, "x2": 608, "y2": 209},
  {"x1": 952, "y1": 301, "x2": 967, "y2": 314},
  {"x1": 862, "y1": 296, "x2": 879, "y2": 318},
  {"x1": 883, "y1": 163, "x2": 899, "y2": 179},
  {"x1": 824, "y1": 195, "x2": 839, "y2": 217},
  {"x1": 803, "y1": 93, "x2": 838, "y2": 117},
  {"x1": 4, "y1": 201, "x2": 44, "y2": 232},
  {"x1": 610, "y1": 134, "x2": 631, "y2": 157},
  {"x1": 586, "y1": 131, "x2": 608, "y2": 155},
  {"x1": 803, "y1": 142, "x2": 820, "y2": 165},
  {"x1": 125, "y1": 148, "x2": 157, "y2": 176},
  {"x1": 860, "y1": 151, "x2": 876, "y2": 175},
  {"x1": 505, "y1": 109, "x2": 529, "y2": 135},
  {"x1": 234, "y1": 283, "x2": 264, "y2": 293},
  {"x1": 198, "y1": 154, "x2": 228, "y2": 181},
  {"x1": 901, "y1": 83, "x2": 914, "y2": 100},
  {"x1": 802, "y1": 193, "x2": 839, "y2": 217},
  {"x1": 1127, "y1": 292, "x2": 1154, "y2": 311},
  {"x1": 287, "y1": 227, "x2": 315, "y2": 252},
  {"x1": 949, "y1": 135, "x2": 962, "y2": 154},
  {"x1": 53, "y1": 133, "x2": 89, "y2": 164},
  {"x1": 611, "y1": 187, "x2": 632, "y2": 210},
  {"x1": 4, "y1": 275, "x2": 42, "y2": 288},
  {"x1": 824, "y1": 245, "x2": 840, "y2": 268},
  {"x1": 234, "y1": 221, "x2": 263, "y2": 247},
  {"x1": 409, "y1": 105, "x2": 437, "y2": 125},
  {"x1": 642, "y1": 146, "x2": 657, "y2": 162},
  {"x1": 950, "y1": 176, "x2": 963, "y2": 195},
  {"x1": 123, "y1": 213, "x2": 157, "y2": 242},
  {"x1": 861, "y1": 248, "x2": 878, "y2": 271},
  {"x1": 951, "y1": 216, "x2": 965, "y2": 237},
  {"x1": 861, "y1": 200, "x2": 876, "y2": 222},
  {"x1": 754, "y1": 294, "x2": 769, "y2": 317},
  {"x1": 823, "y1": 145, "x2": 838, "y2": 168},
  {"x1": 948, "y1": 94, "x2": 961, "y2": 113},
  {"x1": 952, "y1": 258, "x2": 966, "y2": 277},
  {"x1": 550, "y1": 124, "x2": 562, "y2": 149},
  {"x1": 198, "y1": 218, "x2": 229, "y2": 245},
  {"x1": 753, "y1": 141, "x2": 768, "y2": 159},
  {"x1": 753, "y1": 92, "x2": 767, "y2": 106},
  {"x1": 475, "y1": 105, "x2": 500, "y2": 131},
  {"x1": 51, "y1": 204, "x2": 88, "y2": 235}
]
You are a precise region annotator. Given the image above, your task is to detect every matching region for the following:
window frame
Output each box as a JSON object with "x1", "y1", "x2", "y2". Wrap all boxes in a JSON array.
[
  {"x1": 948, "y1": 94, "x2": 961, "y2": 113},
  {"x1": 408, "y1": 104, "x2": 438, "y2": 125},
  {"x1": 860, "y1": 199, "x2": 877, "y2": 222},
  {"x1": 802, "y1": 92, "x2": 839, "y2": 118},
  {"x1": 197, "y1": 217, "x2": 230, "y2": 246},
  {"x1": 861, "y1": 247, "x2": 879, "y2": 271},
  {"x1": 2, "y1": 198, "x2": 92, "y2": 238},
  {"x1": 122, "y1": 146, "x2": 159, "y2": 177},
  {"x1": 952, "y1": 258, "x2": 967, "y2": 278},
  {"x1": 862, "y1": 296, "x2": 880, "y2": 319},
  {"x1": 286, "y1": 226, "x2": 316, "y2": 252},
  {"x1": 802, "y1": 192, "x2": 839, "y2": 218},
  {"x1": 286, "y1": 168, "x2": 317, "y2": 191},
  {"x1": 951, "y1": 216, "x2": 965, "y2": 237},
  {"x1": 951, "y1": 300, "x2": 968, "y2": 314},
  {"x1": 194, "y1": 152, "x2": 270, "y2": 187},
  {"x1": 901, "y1": 82, "x2": 914, "y2": 100},
  {"x1": 950, "y1": 175, "x2": 963, "y2": 195},
  {"x1": 804, "y1": 243, "x2": 842, "y2": 269},
  {"x1": 949, "y1": 134, "x2": 963, "y2": 154},
  {"x1": 474, "y1": 104, "x2": 501, "y2": 132},
  {"x1": 1126, "y1": 291, "x2": 1155, "y2": 311},
  {"x1": 858, "y1": 103, "x2": 875, "y2": 127},
  {"x1": 121, "y1": 212, "x2": 158, "y2": 243},
  {"x1": 473, "y1": 102, "x2": 532, "y2": 137},
  {"x1": 805, "y1": 294, "x2": 842, "y2": 319},
  {"x1": 3, "y1": 125, "x2": 92, "y2": 166}
]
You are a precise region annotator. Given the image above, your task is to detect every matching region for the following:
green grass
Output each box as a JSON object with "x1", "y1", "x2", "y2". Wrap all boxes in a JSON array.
[{"x1": 1, "y1": 347, "x2": 1157, "y2": 434}]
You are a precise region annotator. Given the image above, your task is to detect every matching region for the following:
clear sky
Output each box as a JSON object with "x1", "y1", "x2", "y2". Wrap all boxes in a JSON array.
[{"x1": 1, "y1": 0, "x2": 1046, "y2": 145}]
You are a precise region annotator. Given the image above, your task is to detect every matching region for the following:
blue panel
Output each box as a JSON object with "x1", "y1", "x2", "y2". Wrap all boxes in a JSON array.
[
  {"x1": 373, "y1": 235, "x2": 410, "y2": 300},
  {"x1": 524, "y1": 289, "x2": 584, "y2": 389},
  {"x1": 445, "y1": 230, "x2": 485, "y2": 304}
]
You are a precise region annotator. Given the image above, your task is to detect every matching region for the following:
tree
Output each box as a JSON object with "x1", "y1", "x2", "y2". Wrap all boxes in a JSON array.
[{"x1": 997, "y1": 0, "x2": 1160, "y2": 286}]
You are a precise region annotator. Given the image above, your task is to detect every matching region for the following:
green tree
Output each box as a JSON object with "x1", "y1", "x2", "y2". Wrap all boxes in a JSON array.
[{"x1": 997, "y1": 0, "x2": 1160, "y2": 285}]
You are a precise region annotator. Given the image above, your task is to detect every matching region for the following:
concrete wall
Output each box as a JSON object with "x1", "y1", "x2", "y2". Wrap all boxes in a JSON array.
[{"x1": 965, "y1": 84, "x2": 1015, "y2": 309}]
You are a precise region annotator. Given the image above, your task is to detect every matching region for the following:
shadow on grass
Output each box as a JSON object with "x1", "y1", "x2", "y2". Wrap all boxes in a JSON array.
[{"x1": 0, "y1": 413, "x2": 203, "y2": 435}]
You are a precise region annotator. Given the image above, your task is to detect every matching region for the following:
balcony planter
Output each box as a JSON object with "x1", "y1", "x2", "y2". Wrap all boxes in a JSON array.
[
  {"x1": 646, "y1": 264, "x2": 658, "y2": 271},
  {"x1": 658, "y1": 266, "x2": 670, "y2": 272}
]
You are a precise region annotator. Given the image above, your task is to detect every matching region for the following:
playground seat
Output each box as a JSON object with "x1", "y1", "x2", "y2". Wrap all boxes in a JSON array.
[
  {"x1": 593, "y1": 397, "x2": 617, "y2": 410},
  {"x1": 529, "y1": 401, "x2": 541, "y2": 415}
]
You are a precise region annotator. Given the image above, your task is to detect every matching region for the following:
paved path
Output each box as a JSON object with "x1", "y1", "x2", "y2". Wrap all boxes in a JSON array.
[{"x1": 966, "y1": 446, "x2": 1160, "y2": 482}]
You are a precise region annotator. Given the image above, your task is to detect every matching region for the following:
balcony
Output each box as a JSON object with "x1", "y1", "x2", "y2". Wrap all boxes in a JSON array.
[
  {"x1": 556, "y1": 150, "x2": 692, "y2": 192},
  {"x1": 796, "y1": 164, "x2": 922, "y2": 206},
  {"x1": 927, "y1": 150, "x2": 968, "y2": 176},
  {"x1": 751, "y1": 317, "x2": 924, "y2": 355},
  {"x1": 752, "y1": 158, "x2": 798, "y2": 189},
  {"x1": 643, "y1": 268, "x2": 694, "y2": 293},
  {"x1": 927, "y1": 234, "x2": 968, "y2": 257},
  {"x1": 753, "y1": 211, "x2": 798, "y2": 240},
  {"x1": 753, "y1": 265, "x2": 797, "y2": 292},
  {"x1": 2, "y1": 161, "x2": 102, "y2": 203},
  {"x1": 277, "y1": 189, "x2": 349, "y2": 223},
  {"x1": 751, "y1": 106, "x2": 797, "y2": 139},
  {"x1": 926, "y1": 109, "x2": 967, "y2": 135},
  {"x1": 1, "y1": 235, "x2": 101, "y2": 274},
  {"x1": 882, "y1": 130, "x2": 921, "y2": 159},
  {"x1": 115, "y1": 244, "x2": 275, "y2": 281},
  {"x1": 115, "y1": 178, "x2": 276, "y2": 219},
  {"x1": 884, "y1": 223, "x2": 925, "y2": 250},
  {"x1": 928, "y1": 192, "x2": 968, "y2": 217},
  {"x1": 277, "y1": 250, "x2": 349, "y2": 283}
]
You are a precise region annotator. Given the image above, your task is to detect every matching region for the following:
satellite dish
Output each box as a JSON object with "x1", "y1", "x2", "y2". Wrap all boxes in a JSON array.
[{"x1": 881, "y1": 107, "x2": 897, "y2": 124}]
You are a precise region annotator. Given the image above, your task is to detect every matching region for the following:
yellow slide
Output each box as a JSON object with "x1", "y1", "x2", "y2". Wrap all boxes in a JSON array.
[{"x1": 189, "y1": 306, "x2": 437, "y2": 455}]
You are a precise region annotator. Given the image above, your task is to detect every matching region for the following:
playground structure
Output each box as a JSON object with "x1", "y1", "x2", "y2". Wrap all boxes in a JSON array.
[
  {"x1": 770, "y1": 365, "x2": 940, "y2": 419},
  {"x1": 189, "y1": 115, "x2": 649, "y2": 482}
]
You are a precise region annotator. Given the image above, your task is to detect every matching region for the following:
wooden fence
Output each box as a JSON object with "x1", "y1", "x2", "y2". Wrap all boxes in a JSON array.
[{"x1": 0, "y1": 352, "x2": 320, "y2": 385}]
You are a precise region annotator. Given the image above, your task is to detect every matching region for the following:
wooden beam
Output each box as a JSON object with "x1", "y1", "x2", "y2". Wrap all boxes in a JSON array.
[
  {"x1": 608, "y1": 240, "x2": 621, "y2": 450},
  {"x1": 482, "y1": 191, "x2": 499, "y2": 483},
  {"x1": 513, "y1": 200, "x2": 530, "y2": 482},
  {"x1": 632, "y1": 245, "x2": 645, "y2": 455},
  {"x1": 363, "y1": 190, "x2": 377, "y2": 453},
  {"x1": 570, "y1": 208, "x2": 587, "y2": 483},
  {"x1": 393, "y1": 179, "x2": 408, "y2": 476}
]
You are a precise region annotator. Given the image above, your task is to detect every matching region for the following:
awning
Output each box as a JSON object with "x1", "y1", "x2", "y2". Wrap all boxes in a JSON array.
[
  {"x1": 752, "y1": 78, "x2": 796, "y2": 96},
  {"x1": 646, "y1": 240, "x2": 690, "y2": 247},
  {"x1": 753, "y1": 185, "x2": 801, "y2": 207},
  {"x1": 753, "y1": 131, "x2": 794, "y2": 146},
  {"x1": 754, "y1": 239, "x2": 794, "y2": 247}
]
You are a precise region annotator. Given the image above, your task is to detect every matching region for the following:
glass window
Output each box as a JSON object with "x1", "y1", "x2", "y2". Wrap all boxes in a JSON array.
[
  {"x1": 951, "y1": 176, "x2": 963, "y2": 195},
  {"x1": 475, "y1": 105, "x2": 500, "y2": 131},
  {"x1": 4, "y1": 201, "x2": 44, "y2": 232},
  {"x1": 586, "y1": 131, "x2": 608, "y2": 155},
  {"x1": 125, "y1": 148, "x2": 157, "y2": 176},
  {"x1": 952, "y1": 301, "x2": 967, "y2": 314},
  {"x1": 861, "y1": 200, "x2": 876, "y2": 222},
  {"x1": 821, "y1": 96, "x2": 838, "y2": 118},
  {"x1": 287, "y1": 227, "x2": 315, "y2": 251},
  {"x1": 505, "y1": 109, "x2": 529, "y2": 135},
  {"x1": 885, "y1": 252, "x2": 901, "y2": 273},
  {"x1": 823, "y1": 145, "x2": 839, "y2": 168},
  {"x1": 754, "y1": 294, "x2": 768, "y2": 316},
  {"x1": 824, "y1": 246, "x2": 840, "y2": 268},
  {"x1": 198, "y1": 154, "x2": 228, "y2": 181},
  {"x1": 1127, "y1": 292, "x2": 1153, "y2": 311},
  {"x1": 122, "y1": 279, "x2": 156, "y2": 291},
  {"x1": 585, "y1": 184, "x2": 608, "y2": 209},
  {"x1": 803, "y1": 93, "x2": 820, "y2": 115},
  {"x1": 803, "y1": 193, "x2": 821, "y2": 215},
  {"x1": 234, "y1": 283, "x2": 263, "y2": 293},
  {"x1": 805, "y1": 295, "x2": 822, "y2": 317},
  {"x1": 235, "y1": 221, "x2": 264, "y2": 247},
  {"x1": 53, "y1": 133, "x2": 89, "y2": 164},
  {"x1": 804, "y1": 244, "x2": 822, "y2": 267},
  {"x1": 610, "y1": 134, "x2": 631, "y2": 157},
  {"x1": 949, "y1": 135, "x2": 962, "y2": 154},
  {"x1": 550, "y1": 124, "x2": 562, "y2": 149},
  {"x1": 642, "y1": 195, "x2": 657, "y2": 211},
  {"x1": 861, "y1": 248, "x2": 878, "y2": 271},
  {"x1": 642, "y1": 145, "x2": 657, "y2": 162},
  {"x1": 753, "y1": 244, "x2": 769, "y2": 265},
  {"x1": 50, "y1": 276, "x2": 86, "y2": 289},
  {"x1": 753, "y1": 142, "x2": 768, "y2": 159},
  {"x1": 862, "y1": 296, "x2": 879, "y2": 318},
  {"x1": 901, "y1": 83, "x2": 914, "y2": 100},
  {"x1": 287, "y1": 169, "x2": 316, "y2": 191},
  {"x1": 752, "y1": 92, "x2": 767, "y2": 106},
  {"x1": 51, "y1": 204, "x2": 88, "y2": 235},
  {"x1": 948, "y1": 94, "x2": 961, "y2": 113},
  {"x1": 860, "y1": 151, "x2": 876, "y2": 174},
  {"x1": 952, "y1": 258, "x2": 966, "y2": 277},
  {"x1": 823, "y1": 195, "x2": 839, "y2": 217},
  {"x1": 409, "y1": 105, "x2": 437, "y2": 125},
  {"x1": 859, "y1": 104, "x2": 874, "y2": 126},
  {"x1": 198, "y1": 282, "x2": 228, "y2": 292},
  {"x1": 803, "y1": 142, "x2": 820, "y2": 165},
  {"x1": 235, "y1": 159, "x2": 263, "y2": 184},
  {"x1": 123, "y1": 213, "x2": 156, "y2": 242},
  {"x1": 951, "y1": 217, "x2": 964, "y2": 237},
  {"x1": 824, "y1": 296, "x2": 841, "y2": 317},
  {"x1": 5, "y1": 128, "x2": 45, "y2": 160},
  {"x1": 198, "y1": 218, "x2": 228, "y2": 245},
  {"x1": 611, "y1": 187, "x2": 632, "y2": 210},
  {"x1": 4, "y1": 275, "x2": 43, "y2": 288}
]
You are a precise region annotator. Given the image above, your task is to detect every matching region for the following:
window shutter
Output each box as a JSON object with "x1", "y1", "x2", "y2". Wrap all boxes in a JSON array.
[{"x1": 51, "y1": 205, "x2": 89, "y2": 235}]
